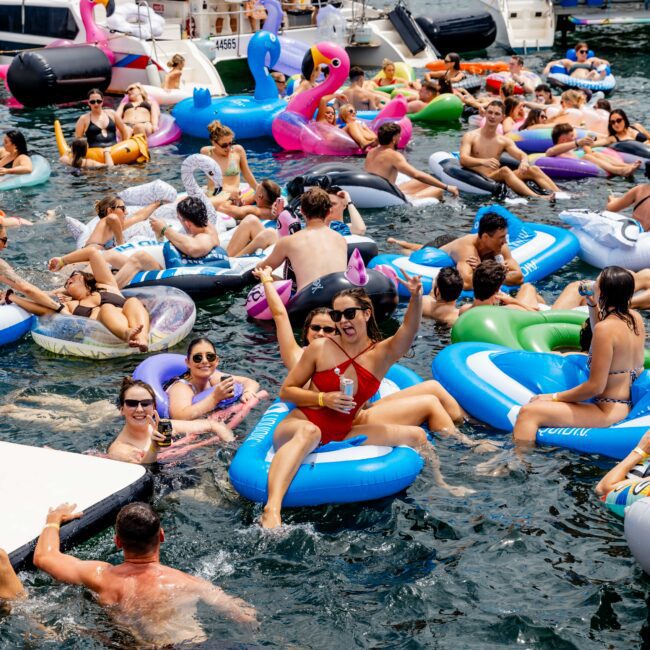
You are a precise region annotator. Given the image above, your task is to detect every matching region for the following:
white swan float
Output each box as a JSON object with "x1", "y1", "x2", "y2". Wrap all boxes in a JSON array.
[{"x1": 106, "y1": 3, "x2": 165, "y2": 39}]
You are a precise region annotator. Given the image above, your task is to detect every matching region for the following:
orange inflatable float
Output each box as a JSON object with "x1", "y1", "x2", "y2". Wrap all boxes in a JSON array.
[
  {"x1": 54, "y1": 120, "x2": 149, "y2": 165},
  {"x1": 426, "y1": 61, "x2": 509, "y2": 75}
]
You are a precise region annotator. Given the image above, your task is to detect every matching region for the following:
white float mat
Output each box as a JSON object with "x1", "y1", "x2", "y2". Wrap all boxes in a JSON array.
[{"x1": 0, "y1": 442, "x2": 149, "y2": 567}]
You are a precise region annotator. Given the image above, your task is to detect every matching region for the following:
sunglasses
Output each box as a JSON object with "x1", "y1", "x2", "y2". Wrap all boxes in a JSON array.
[
  {"x1": 610, "y1": 118, "x2": 624, "y2": 125},
  {"x1": 309, "y1": 324, "x2": 337, "y2": 334},
  {"x1": 328, "y1": 307, "x2": 368, "y2": 322},
  {"x1": 216, "y1": 141, "x2": 234, "y2": 148},
  {"x1": 444, "y1": 59, "x2": 452, "y2": 63},
  {"x1": 578, "y1": 49, "x2": 588, "y2": 54},
  {"x1": 113, "y1": 204, "x2": 126, "y2": 211},
  {"x1": 0, "y1": 237, "x2": 7, "y2": 245},
  {"x1": 124, "y1": 398, "x2": 155, "y2": 408},
  {"x1": 88, "y1": 99, "x2": 103, "y2": 105},
  {"x1": 192, "y1": 352, "x2": 217, "y2": 363}
]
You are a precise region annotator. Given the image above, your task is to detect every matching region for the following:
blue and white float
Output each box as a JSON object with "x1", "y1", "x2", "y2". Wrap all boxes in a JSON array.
[
  {"x1": 547, "y1": 48, "x2": 616, "y2": 94},
  {"x1": 0, "y1": 304, "x2": 36, "y2": 346},
  {"x1": 432, "y1": 342, "x2": 650, "y2": 459},
  {"x1": 369, "y1": 205, "x2": 579, "y2": 299},
  {"x1": 229, "y1": 364, "x2": 425, "y2": 506},
  {"x1": 0, "y1": 155, "x2": 51, "y2": 191}
]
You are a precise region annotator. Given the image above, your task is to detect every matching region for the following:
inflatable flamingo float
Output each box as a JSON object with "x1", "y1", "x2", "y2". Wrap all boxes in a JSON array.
[{"x1": 272, "y1": 42, "x2": 412, "y2": 156}]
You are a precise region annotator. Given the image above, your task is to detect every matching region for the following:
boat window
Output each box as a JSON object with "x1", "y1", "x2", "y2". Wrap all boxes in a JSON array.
[
  {"x1": 0, "y1": 6, "x2": 22, "y2": 32},
  {"x1": 23, "y1": 6, "x2": 79, "y2": 39}
]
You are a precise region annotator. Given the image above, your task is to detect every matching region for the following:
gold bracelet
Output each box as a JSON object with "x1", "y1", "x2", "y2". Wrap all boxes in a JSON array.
[
  {"x1": 43, "y1": 522, "x2": 60, "y2": 531},
  {"x1": 552, "y1": 393, "x2": 559, "y2": 402},
  {"x1": 261, "y1": 278, "x2": 273, "y2": 284},
  {"x1": 633, "y1": 446, "x2": 649, "y2": 459},
  {"x1": 318, "y1": 392, "x2": 324, "y2": 407}
]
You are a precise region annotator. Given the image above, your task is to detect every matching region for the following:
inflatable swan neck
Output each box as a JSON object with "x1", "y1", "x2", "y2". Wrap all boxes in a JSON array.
[
  {"x1": 80, "y1": 0, "x2": 116, "y2": 64},
  {"x1": 261, "y1": 0, "x2": 282, "y2": 35},
  {"x1": 181, "y1": 154, "x2": 224, "y2": 227},
  {"x1": 248, "y1": 31, "x2": 280, "y2": 102},
  {"x1": 345, "y1": 248, "x2": 368, "y2": 286}
]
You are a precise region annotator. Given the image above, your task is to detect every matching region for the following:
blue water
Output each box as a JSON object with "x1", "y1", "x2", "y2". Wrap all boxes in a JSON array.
[{"x1": 2, "y1": 7, "x2": 650, "y2": 647}]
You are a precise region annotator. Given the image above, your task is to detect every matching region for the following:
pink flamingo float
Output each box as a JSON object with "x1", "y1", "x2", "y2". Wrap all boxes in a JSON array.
[{"x1": 272, "y1": 42, "x2": 412, "y2": 156}]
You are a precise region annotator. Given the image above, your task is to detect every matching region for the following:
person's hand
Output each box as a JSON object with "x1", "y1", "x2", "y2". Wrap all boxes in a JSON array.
[
  {"x1": 529, "y1": 393, "x2": 554, "y2": 403},
  {"x1": 466, "y1": 255, "x2": 480, "y2": 269},
  {"x1": 322, "y1": 391, "x2": 356, "y2": 414},
  {"x1": 252, "y1": 266, "x2": 274, "y2": 283},
  {"x1": 48, "y1": 257, "x2": 64, "y2": 272},
  {"x1": 518, "y1": 159, "x2": 530, "y2": 173},
  {"x1": 46, "y1": 503, "x2": 83, "y2": 525},
  {"x1": 212, "y1": 376, "x2": 235, "y2": 403},
  {"x1": 271, "y1": 197, "x2": 285, "y2": 218},
  {"x1": 210, "y1": 421, "x2": 235, "y2": 442},
  {"x1": 446, "y1": 184, "x2": 459, "y2": 197},
  {"x1": 0, "y1": 168, "x2": 8, "y2": 176},
  {"x1": 338, "y1": 189, "x2": 352, "y2": 205},
  {"x1": 577, "y1": 136, "x2": 594, "y2": 147},
  {"x1": 241, "y1": 389, "x2": 256, "y2": 403},
  {"x1": 149, "y1": 216, "x2": 164, "y2": 237},
  {"x1": 396, "y1": 268, "x2": 422, "y2": 297},
  {"x1": 483, "y1": 158, "x2": 501, "y2": 170}
]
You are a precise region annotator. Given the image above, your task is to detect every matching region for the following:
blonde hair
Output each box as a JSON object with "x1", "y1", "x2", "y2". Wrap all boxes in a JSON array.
[
  {"x1": 339, "y1": 103, "x2": 355, "y2": 121},
  {"x1": 167, "y1": 54, "x2": 185, "y2": 69},
  {"x1": 561, "y1": 89, "x2": 584, "y2": 108},
  {"x1": 128, "y1": 82, "x2": 148, "y2": 101},
  {"x1": 207, "y1": 120, "x2": 234, "y2": 142},
  {"x1": 382, "y1": 58, "x2": 395, "y2": 71}
]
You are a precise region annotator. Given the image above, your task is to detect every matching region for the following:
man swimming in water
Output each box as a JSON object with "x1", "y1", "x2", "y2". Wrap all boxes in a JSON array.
[
  {"x1": 255, "y1": 187, "x2": 348, "y2": 292},
  {"x1": 365, "y1": 122, "x2": 459, "y2": 201},
  {"x1": 460, "y1": 100, "x2": 561, "y2": 200},
  {"x1": 34, "y1": 502, "x2": 256, "y2": 646},
  {"x1": 441, "y1": 211, "x2": 523, "y2": 290}
]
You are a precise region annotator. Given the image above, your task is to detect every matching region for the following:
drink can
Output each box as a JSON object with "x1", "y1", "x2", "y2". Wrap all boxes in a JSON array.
[{"x1": 340, "y1": 377, "x2": 354, "y2": 397}]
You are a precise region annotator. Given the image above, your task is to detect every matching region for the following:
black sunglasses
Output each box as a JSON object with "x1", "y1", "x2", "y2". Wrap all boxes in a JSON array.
[
  {"x1": 328, "y1": 307, "x2": 368, "y2": 322},
  {"x1": 124, "y1": 398, "x2": 155, "y2": 408},
  {"x1": 113, "y1": 203, "x2": 126, "y2": 210},
  {"x1": 88, "y1": 99, "x2": 103, "y2": 105},
  {"x1": 309, "y1": 324, "x2": 337, "y2": 334},
  {"x1": 609, "y1": 118, "x2": 624, "y2": 125},
  {"x1": 192, "y1": 352, "x2": 217, "y2": 363},
  {"x1": 578, "y1": 49, "x2": 588, "y2": 54}
]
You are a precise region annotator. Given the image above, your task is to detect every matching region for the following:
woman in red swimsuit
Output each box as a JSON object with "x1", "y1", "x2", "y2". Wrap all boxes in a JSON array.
[{"x1": 261, "y1": 273, "x2": 471, "y2": 528}]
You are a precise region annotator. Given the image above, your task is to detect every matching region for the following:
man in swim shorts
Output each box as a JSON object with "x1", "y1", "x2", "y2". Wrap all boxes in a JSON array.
[
  {"x1": 365, "y1": 122, "x2": 459, "y2": 201},
  {"x1": 34, "y1": 502, "x2": 256, "y2": 646},
  {"x1": 441, "y1": 211, "x2": 524, "y2": 290},
  {"x1": 254, "y1": 187, "x2": 348, "y2": 292},
  {"x1": 460, "y1": 100, "x2": 561, "y2": 200}
]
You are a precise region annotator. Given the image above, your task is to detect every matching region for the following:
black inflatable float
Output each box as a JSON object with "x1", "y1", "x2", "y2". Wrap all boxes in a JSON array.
[{"x1": 416, "y1": 11, "x2": 497, "y2": 55}]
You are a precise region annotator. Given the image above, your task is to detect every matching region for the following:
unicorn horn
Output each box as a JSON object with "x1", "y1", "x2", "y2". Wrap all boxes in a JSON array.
[{"x1": 345, "y1": 248, "x2": 368, "y2": 286}]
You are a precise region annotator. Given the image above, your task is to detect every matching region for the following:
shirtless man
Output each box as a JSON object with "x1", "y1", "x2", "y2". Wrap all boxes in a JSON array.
[
  {"x1": 460, "y1": 99, "x2": 561, "y2": 199},
  {"x1": 33, "y1": 502, "x2": 256, "y2": 646},
  {"x1": 365, "y1": 122, "x2": 459, "y2": 201},
  {"x1": 406, "y1": 81, "x2": 438, "y2": 114},
  {"x1": 345, "y1": 66, "x2": 387, "y2": 111},
  {"x1": 441, "y1": 211, "x2": 523, "y2": 290},
  {"x1": 507, "y1": 55, "x2": 536, "y2": 94},
  {"x1": 607, "y1": 181, "x2": 650, "y2": 231},
  {"x1": 422, "y1": 266, "x2": 462, "y2": 327},
  {"x1": 255, "y1": 187, "x2": 347, "y2": 292}
]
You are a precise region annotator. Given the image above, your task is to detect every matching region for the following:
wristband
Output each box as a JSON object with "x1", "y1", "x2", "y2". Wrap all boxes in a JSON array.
[
  {"x1": 552, "y1": 392, "x2": 559, "y2": 402},
  {"x1": 318, "y1": 392, "x2": 325, "y2": 407},
  {"x1": 4, "y1": 289, "x2": 13, "y2": 305},
  {"x1": 345, "y1": 202, "x2": 352, "y2": 208},
  {"x1": 160, "y1": 225, "x2": 168, "y2": 238},
  {"x1": 43, "y1": 522, "x2": 60, "y2": 531},
  {"x1": 261, "y1": 278, "x2": 273, "y2": 284},
  {"x1": 633, "y1": 446, "x2": 649, "y2": 459}
]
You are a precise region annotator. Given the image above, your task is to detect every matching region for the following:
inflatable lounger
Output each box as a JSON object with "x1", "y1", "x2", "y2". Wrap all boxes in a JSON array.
[{"x1": 1, "y1": 441, "x2": 151, "y2": 569}]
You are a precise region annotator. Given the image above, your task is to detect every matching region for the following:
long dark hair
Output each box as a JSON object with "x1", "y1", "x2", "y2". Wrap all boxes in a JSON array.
[
  {"x1": 607, "y1": 109, "x2": 630, "y2": 136},
  {"x1": 186, "y1": 337, "x2": 216, "y2": 358},
  {"x1": 5, "y1": 130, "x2": 28, "y2": 156},
  {"x1": 301, "y1": 307, "x2": 332, "y2": 346},
  {"x1": 520, "y1": 108, "x2": 544, "y2": 131},
  {"x1": 71, "y1": 138, "x2": 88, "y2": 169},
  {"x1": 332, "y1": 288, "x2": 383, "y2": 343},
  {"x1": 67, "y1": 270, "x2": 97, "y2": 294},
  {"x1": 598, "y1": 266, "x2": 638, "y2": 334}
]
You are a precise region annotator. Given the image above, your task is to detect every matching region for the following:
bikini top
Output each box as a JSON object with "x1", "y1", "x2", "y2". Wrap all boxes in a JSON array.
[
  {"x1": 614, "y1": 131, "x2": 648, "y2": 143},
  {"x1": 587, "y1": 350, "x2": 643, "y2": 383},
  {"x1": 123, "y1": 100, "x2": 152, "y2": 113},
  {"x1": 1, "y1": 158, "x2": 14, "y2": 169},
  {"x1": 312, "y1": 340, "x2": 381, "y2": 416},
  {"x1": 86, "y1": 114, "x2": 116, "y2": 147},
  {"x1": 70, "y1": 290, "x2": 126, "y2": 317}
]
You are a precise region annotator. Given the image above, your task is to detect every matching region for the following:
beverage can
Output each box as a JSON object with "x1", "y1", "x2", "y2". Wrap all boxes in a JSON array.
[
  {"x1": 157, "y1": 419, "x2": 173, "y2": 447},
  {"x1": 340, "y1": 377, "x2": 354, "y2": 397}
]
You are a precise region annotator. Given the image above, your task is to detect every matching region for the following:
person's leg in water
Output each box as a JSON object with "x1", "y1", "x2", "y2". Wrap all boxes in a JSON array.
[
  {"x1": 398, "y1": 179, "x2": 444, "y2": 200},
  {"x1": 489, "y1": 167, "x2": 552, "y2": 199},
  {"x1": 0, "y1": 548, "x2": 24, "y2": 601},
  {"x1": 97, "y1": 302, "x2": 149, "y2": 352},
  {"x1": 515, "y1": 166, "x2": 561, "y2": 193},
  {"x1": 582, "y1": 151, "x2": 641, "y2": 177}
]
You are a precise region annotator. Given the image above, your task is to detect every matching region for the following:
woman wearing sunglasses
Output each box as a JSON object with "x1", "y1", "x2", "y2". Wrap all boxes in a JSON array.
[
  {"x1": 200, "y1": 120, "x2": 257, "y2": 201},
  {"x1": 2, "y1": 247, "x2": 150, "y2": 352},
  {"x1": 261, "y1": 275, "x2": 475, "y2": 528},
  {"x1": 167, "y1": 338, "x2": 260, "y2": 420},
  {"x1": 75, "y1": 89, "x2": 130, "y2": 149},
  {"x1": 425, "y1": 52, "x2": 465, "y2": 85},
  {"x1": 543, "y1": 42, "x2": 610, "y2": 81},
  {"x1": 602, "y1": 109, "x2": 648, "y2": 145},
  {"x1": 339, "y1": 104, "x2": 377, "y2": 152},
  {"x1": 108, "y1": 377, "x2": 234, "y2": 464},
  {"x1": 116, "y1": 83, "x2": 159, "y2": 137},
  {"x1": 48, "y1": 195, "x2": 163, "y2": 272}
]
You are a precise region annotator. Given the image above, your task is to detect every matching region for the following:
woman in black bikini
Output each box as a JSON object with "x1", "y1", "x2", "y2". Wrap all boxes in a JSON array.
[
  {"x1": 606, "y1": 164, "x2": 650, "y2": 232},
  {"x1": 116, "y1": 83, "x2": 159, "y2": 137},
  {"x1": 513, "y1": 266, "x2": 645, "y2": 444},
  {"x1": 0, "y1": 130, "x2": 32, "y2": 177},
  {"x1": 74, "y1": 88, "x2": 130, "y2": 148},
  {"x1": 2, "y1": 247, "x2": 150, "y2": 351}
]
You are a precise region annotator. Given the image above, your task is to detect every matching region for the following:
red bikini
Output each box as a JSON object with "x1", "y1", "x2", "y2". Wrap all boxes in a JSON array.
[{"x1": 299, "y1": 340, "x2": 381, "y2": 445}]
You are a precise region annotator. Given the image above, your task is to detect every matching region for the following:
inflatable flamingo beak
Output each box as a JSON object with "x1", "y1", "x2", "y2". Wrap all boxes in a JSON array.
[
  {"x1": 94, "y1": 0, "x2": 115, "y2": 16},
  {"x1": 345, "y1": 248, "x2": 368, "y2": 286},
  {"x1": 302, "y1": 46, "x2": 329, "y2": 80}
]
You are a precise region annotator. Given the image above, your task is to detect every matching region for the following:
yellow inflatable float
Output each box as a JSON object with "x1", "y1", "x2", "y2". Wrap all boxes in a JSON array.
[{"x1": 54, "y1": 120, "x2": 149, "y2": 165}]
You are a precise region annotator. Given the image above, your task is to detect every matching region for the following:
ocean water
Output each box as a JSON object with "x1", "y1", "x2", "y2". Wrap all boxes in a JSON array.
[{"x1": 2, "y1": 3, "x2": 650, "y2": 647}]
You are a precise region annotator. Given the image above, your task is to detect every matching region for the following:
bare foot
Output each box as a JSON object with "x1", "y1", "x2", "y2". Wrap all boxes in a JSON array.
[
  {"x1": 126, "y1": 325, "x2": 149, "y2": 352},
  {"x1": 445, "y1": 483, "x2": 476, "y2": 497},
  {"x1": 625, "y1": 161, "x2": 642, "y2": 176},
  {"x1": 260, "y1": 506, "x2": 282, "y2": 529}
]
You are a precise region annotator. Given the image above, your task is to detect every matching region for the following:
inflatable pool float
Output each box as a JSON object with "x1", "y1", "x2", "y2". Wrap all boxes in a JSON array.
[
  {"x1": 607, "y1": 140, "x2": 650, "y2": 164},
  {"x1": 229, "y1": 363, "x2": 425, "y2": 507},
  {"x1": 527, "y1": 153, "x2": 607, "y2": 180},
  {"x1": 626, "y1": 498, "x2": 650, "y2": 573},
  {"x1": 428, "y1": 151, "x2": 506, "y2": 197},
  {"x1": 54, "y1": 120, "x2": 149, "y2": 165},
  {"x1": 0, "y1": 155, "x2": 51, "y2": 191},
  {"x1": 410, "y1": 93, "x2": 463, "y2": 123},
  {"x1": 544, "y1": 104, "x2": 608, "y2": 134},
  {"x1": 426, "y1": 60, "x2": 509, "y2": 75},
  {"x1": 432, "y1": 342, "x2": 650, "y2": 459},
  {"x1": 246, "y1": 247, "x2": 398, "y2": 323},
  {"x1": 486, "y1": 71, "x2": 541, "y2": 95},
  {"x1": 560, "y1": 209, "x2": 650, "y2": 271},
  {"x1": 0, "y1": 304, "x2": 36, "y2": 346},
  {"x1": 508, "y1": 127, "x2": 593, "y2": 154},
  {"x1": 31, "y1": 286, "x2": 196, "y2": 359},
  {"x1": 369, "y1": 204, "x2": 579, "y2": 299},
  {"x1": 373, "y1": 61, "x2": 415, "y2": 94},
  {"x1": 547, "y1": 49, "x2": 615, "y2": 94},
  {"x1": 272, "y1": 42, "x2": 412, "y2": 155},
  {"x1": 261, "y1": 0, "x2": 309, "y2": 77},
  {"x1": 106, "y1": 2, "x2": 164, "y2": 39},
  {"x1": 2, "y1": 441, "x2": 151, "y2": 569},
  {"x1": 172, "y1": 31, "x2": 286, "y2": 140},
  {"x1": 451, "y1": 306, "x2": 650, "y2": 368}
]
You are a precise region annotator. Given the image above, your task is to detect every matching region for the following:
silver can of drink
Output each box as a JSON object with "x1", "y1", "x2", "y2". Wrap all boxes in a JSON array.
[{"x1": 340, "y1": 376, "x2": 354, "y2": 397}]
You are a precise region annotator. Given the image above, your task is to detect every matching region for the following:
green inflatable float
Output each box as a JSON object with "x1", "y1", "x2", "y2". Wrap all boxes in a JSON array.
[
  {"x1": 410, "y1": 93, "x2": 463, "y2": 123},
  {"x1": 451, "y1": 306, "x2": 650, "y2": 368}
]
